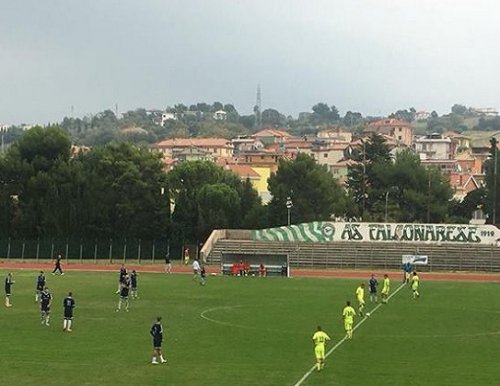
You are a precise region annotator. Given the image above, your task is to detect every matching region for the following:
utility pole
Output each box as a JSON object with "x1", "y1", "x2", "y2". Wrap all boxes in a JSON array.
[
  {"x1": 427, "y1": 172, "x2": 431, "y2": 223},
  {"x1": 493, "y1": 137, "x2": 498, "y2": 225}
]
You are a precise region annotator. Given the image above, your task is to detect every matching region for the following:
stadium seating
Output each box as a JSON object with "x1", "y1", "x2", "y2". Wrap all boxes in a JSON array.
[{"x1": 207, "y1": 237, "x2": 500, "y2": 272}]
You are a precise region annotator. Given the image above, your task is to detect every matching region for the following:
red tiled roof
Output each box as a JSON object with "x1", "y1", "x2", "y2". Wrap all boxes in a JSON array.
[
  {"x1": 367, "y1": 118, "x2": 411, "y2": 128},
  {"x1": 252, "y1": 128, "x2": 291, "y2": 138},
  {"x1": 155, "y1": 137, "x2": 232, "y2": 148},
  {"x1": 225, "y1": 164, "x2": 260, "y2": 178}
]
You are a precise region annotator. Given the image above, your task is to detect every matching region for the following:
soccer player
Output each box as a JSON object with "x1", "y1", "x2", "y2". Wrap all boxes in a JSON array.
[
  {"x1": 116, "y1": 274, "x2": 130, "y2": 312},
  {"x1": 63, "y1": 292, "x2": 75, "y2": 332},
  {"x1": 35, "y1": 271, "x2": 46, "y2": 303},
  {"x1": 130, "y1": 270, "x2": 139, "y2": 299},
  {"x1": 116, "y1": 264, "x2": 127, "y2": 294},
  {"x1": 312, "y1": 326, "x2": 330, "y2": 371},
  {"x1": 368, "y1": 274, "x2": 378, "y2": 303},
  {"x1": 381, "y1": 274, "x2": 390, "y2": 303},
  {"x1": 40, "y1": 287, "x2": 52, "y2": 326},
  {"x1": 355, "y1": 283, "x2": 365, "y2": 317},
  {"x1": 342, "y1": 301, "x2": 356, "y2": 339},
  {"x1": 199, "y1": 265, "x2": 206, "y2": 286},
  {"x1": 5, "y1": 273, "x2": 14, "y2": 307},
  {"x1": 183, "y1": 247, "x2": 190, "y2": 265},
  {"x1": 150, "y1": 316, "x2": 167, "y2": 364},
  {"x1": 52, "y1": 254, "x2": 64, "y2": 275},
  {"x1": 164, "y1": 252, "x2": 172, "y2": 274},
  {"x1": 192, "y1": 258, "x2": 201, "y2": 282},
  {"x1": 402, "y1": 261, "x2": 412, "y2": 284},
  {"x1": 411, "y1": 271, "x2": 420, "y2": 299}
]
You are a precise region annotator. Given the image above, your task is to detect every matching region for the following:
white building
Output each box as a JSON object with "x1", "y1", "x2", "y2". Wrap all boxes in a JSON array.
[{"x1": 415, "y1": 133, "x2": 452, "y2": 160}]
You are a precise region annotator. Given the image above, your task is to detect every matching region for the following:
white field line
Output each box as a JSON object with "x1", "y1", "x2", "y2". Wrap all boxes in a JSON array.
[{"x1": 293, "y1": 282, "x2": 406, "y2": 386}]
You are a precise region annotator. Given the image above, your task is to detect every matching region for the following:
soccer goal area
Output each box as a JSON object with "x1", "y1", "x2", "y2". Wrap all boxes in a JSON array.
[{"x1": 221, "y1": 253, "x2": 290, "y2": 277}]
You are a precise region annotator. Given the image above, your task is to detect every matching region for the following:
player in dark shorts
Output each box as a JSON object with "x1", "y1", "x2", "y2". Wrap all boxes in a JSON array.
[
  {"x1": 150, "y1": 316, "x2": 167, "y2": 364},
  {"x1": 116, "y1": 264, "x2": 127, "y2": 294},
  {"x1": 116, "y1": 273, "x2": 130, "y2": 312},
  {"x1": 5, "y1": 273, "x2": 14, "y2": 307},
  {"x1": 63, "y1": 292, "x2": 75, "y2": 332},
  {"x1": 200, "y1": 266, "x2": 206, "y2": 286},
  {"x1": 130, "y1": 270, "x2": 138, "y2": 299},
  {"x1": 40, "y1": 287, "x2": 52, "y2": 326},
  {"x1": 35, "y1": 271, "x2": 46, "y2": 303},
  {"x1": 52, "y1": 254, "x2": 64, "y2": 275},
  {"x1": 369, "y1": 274, "x2": 378, "y2": 303}
]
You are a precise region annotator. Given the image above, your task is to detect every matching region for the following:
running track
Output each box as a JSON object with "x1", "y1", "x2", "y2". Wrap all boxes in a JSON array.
[{"x1": 0, "y1": 261, "x2": 499, "y2": 282}]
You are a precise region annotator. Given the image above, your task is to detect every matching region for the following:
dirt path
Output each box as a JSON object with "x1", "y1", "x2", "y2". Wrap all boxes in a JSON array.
[{"x1": 1, "y1": 260, "x2": 498, "y2": 282}]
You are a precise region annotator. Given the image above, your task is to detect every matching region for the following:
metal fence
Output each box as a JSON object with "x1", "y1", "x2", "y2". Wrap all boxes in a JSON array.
[{"x1": 0, "y1": 238, "x2": 198, "y2": 263}]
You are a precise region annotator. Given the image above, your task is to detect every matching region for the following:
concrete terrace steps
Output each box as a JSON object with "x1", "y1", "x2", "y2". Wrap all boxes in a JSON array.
[{"x1": 208, "y1": 239, "x2": 500, "y2": 272}]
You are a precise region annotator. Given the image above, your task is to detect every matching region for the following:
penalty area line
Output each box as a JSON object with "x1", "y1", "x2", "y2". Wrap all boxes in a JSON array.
[{"x1": 293, "y1": 282, "x2": 406, "y2": 386}]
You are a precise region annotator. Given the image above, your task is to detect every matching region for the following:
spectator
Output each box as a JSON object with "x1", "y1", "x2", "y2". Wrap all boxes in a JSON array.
[{"x1": 259, "y1": 263, "x2": 267, "y2": 277}]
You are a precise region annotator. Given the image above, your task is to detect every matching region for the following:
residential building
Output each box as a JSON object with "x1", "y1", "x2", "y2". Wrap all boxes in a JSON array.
[
  {"x1": 415, "y1": 133, "x2": 452, "y2": 160},
  {"x1": 317, "y1": 127, "x2": 353, "y2": 143},
  {"x1": 415, "y1": 111, "x2": 430, "y2": 121},
  {"x1": 448, "y1": 172, "x2": 481, "y2": 201},
  {"x1": 444, "y1": 131, "x2": 471, "y2": 155},
  {"x1": 175, "y1": 147, "x2": 214, "y2": 162},
  {"x1": 365, "y1": 118, "x2": 413, "y2": 146},
  {"x1": 154, "y1": 138, "x2": 234, "y2": 160},
  {"x1": 470, "y1": 107, "x2": 498, "y2": 117},
  {"x1": 161, "y1": 112, "x2": 177, "y2": 126},
  {"x1": 311, "y1": 142, "x2": 350, "y2": 173},
  {"x1": 252, "y1": 128, "x2": 291, "y2": 146},
  {"x1": 213, "y1": 110, "x2": 227, "y2": 121},
  {"x1": 455, "y1": 152, "x2": 482, "y2": 174}
]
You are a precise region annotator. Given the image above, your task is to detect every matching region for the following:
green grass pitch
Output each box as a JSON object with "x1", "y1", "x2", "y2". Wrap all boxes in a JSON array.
[{"x1": 1, "y1": 269, "x2": 499, "y2": 385}]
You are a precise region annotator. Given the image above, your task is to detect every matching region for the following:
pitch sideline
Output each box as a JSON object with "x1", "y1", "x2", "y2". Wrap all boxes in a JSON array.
[{"x1": 293, "y1": 282, "x2": 406, "y2": 386}]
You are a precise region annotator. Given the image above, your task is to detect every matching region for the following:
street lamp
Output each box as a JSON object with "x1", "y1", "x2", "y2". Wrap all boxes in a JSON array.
[{"x1": 286, "y1": 196, "x2": 293, "y2": 226}]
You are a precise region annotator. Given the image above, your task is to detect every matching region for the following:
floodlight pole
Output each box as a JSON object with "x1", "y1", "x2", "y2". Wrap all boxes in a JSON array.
[{"x1": 286, "y1": 196, "x2": 293, "y2": 226}]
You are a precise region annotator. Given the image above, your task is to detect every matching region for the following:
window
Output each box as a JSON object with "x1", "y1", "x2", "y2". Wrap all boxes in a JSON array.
[
  {"x1": 324, "y1": 153, "x2": 328, "y2": 158},
  {"x1": 398, "y1": 136, "x2": 402, "y2": 141}
]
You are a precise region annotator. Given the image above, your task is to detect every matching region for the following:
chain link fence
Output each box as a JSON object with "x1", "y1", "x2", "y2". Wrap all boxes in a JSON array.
[{"x1": 0, "y1": 238, "x2": 201, "y2": 263}]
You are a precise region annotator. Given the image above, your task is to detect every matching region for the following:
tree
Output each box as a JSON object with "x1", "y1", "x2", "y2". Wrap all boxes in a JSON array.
[
  {"x1": 484, "y1": 137, "x2": 500, "y2": 225},
  {"x1": 389, "y1": 108, "x2": 415, "y2": 122},
  {"x1": 10, "y1": 126, "x2": 71, "y2": 171},
  {"x1": 75, "y1": 142, "x2": 170, "y2": 239},
  {"x1": 343, "y1": 111, "x2": 363, "y2": 127},
  {"x1": 261, "y1": 109, "x2": 286, "y2": 128},
  {"x1": 211, "y1": 101, "x2": 223, "y2": 112},
  {"x1": 267, "y1": 153, "x2": 348, "y2": 225},
  {"x1": 385, "y1": 150, "x2": 453, "y2": 223},
  {"x1": 167, "y1": 161, "x2": 263, "y2": 243},
  {"x1": 311, "y1": 103, "x2": 340, "y2": 125},
  {"x1": 346, "y1": 134, "x2": 392, "y2": 220},
  {"x1": 451, "y1": 104, "x2": 468, "y2": 115}
]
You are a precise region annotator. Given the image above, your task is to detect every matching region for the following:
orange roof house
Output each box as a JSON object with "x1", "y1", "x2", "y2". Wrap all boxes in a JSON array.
[
  {"x1": 154, "y1": 137, "x2": 233, "y2": 159},
  {"x1": 365, "y1": 118, "x2": 412, "y2": 146},
  {"x1": 252, "y1": 129, "x2": 291, "y2": 146},
  {"x1": 448, "y1": 172, "x2": 481, "y2": 201}
]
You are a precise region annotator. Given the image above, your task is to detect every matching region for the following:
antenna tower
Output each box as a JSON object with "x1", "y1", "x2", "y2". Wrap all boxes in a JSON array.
[{"x1": 255, "y1": 84, "x2": 262, "y2": 130}]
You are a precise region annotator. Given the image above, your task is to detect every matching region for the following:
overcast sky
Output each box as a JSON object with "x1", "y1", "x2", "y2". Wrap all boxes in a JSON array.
[{"x1": 1, "y1": 0, "x2": 499, "y2": 124}]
